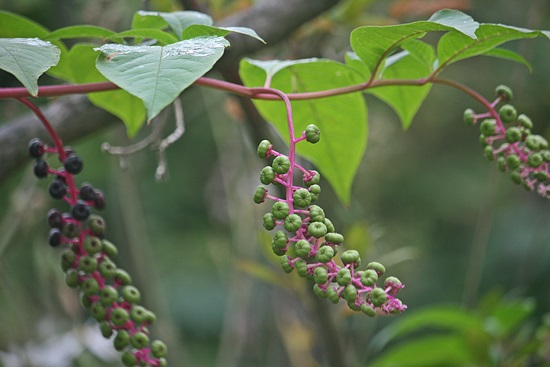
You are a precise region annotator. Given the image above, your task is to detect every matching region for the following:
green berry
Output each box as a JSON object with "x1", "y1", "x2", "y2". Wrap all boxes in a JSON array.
[
  {"x1": 325, "y1": 232, "x2": 344, "y2": 244},
  {"x1": 327, "y1": 287, "x2": 339, "y2": 304},
  {"x1": 253, "y1": 186, "x2": 267, "y2": 204},
  {"x1": 324, "y1": 218, "x2": 335, "y2": 233},
  {"x1": 110, "y1": 307, "x2": 129, "y2": 326},
  {"x1": 80, "y1": 292, "x2": 92, "y2": 308},
  {"x1": 260, "y1": 166, "x2": 275, "y2": 185},
  {"x1": 121, "y1": 351, "x2": 137, "y2": 367},
  {"x1": 534, "y1": 170, "x2": 548, "y2": 182},
  {"x1": 64, "y1": 269, "x2": 80, "y2": 288},
  {"x1": 305, "y1": 124, "x2": 321, "y2": 144},
  {"x1": 505, "y1": 127, "x2": 522, "y2": 143},
  {"x1": 309, "y1": 184, "x2": 321, "y2": 195},
  {"x1": 309, "y1": 222, "x2": 327, "y2": 238},
  {"x1": 480, "y1": 119, "x2": 497, "y2": 136},
  {"x1": 131, "y1": 331, "x2": 150, "y2": 349},
  {"x1": 295, "y1": 239, "x2": 311, "y2": 258},
  {"x1": 511, "y1": 171, "x2": 522, "y2": 185},
  {"x1": 528, "y1": 153, "x2": 543, "y2": 167},
  {"x1": 280, "y1": 256, "x2": 293, "y2": 273},
  {"x1": 384, "y1": 276, "x2": 402, "y2": 288},
  {"x1": 129, "y1": 305, "x2": 149, "y2": 323},
  {"x1": 313, "y1": 283, "x2": 327, "y2": 298},
  {"x1": 81, "y1": 278, "x2": 100, "y2": 296},
  {"x1": 295, "y1": 259, "x2": 308, "y2": 277},
  {"x1": 542, "y1": 150, "x2": 550, "y2": 162},
  {"x1": 347, "y1": 301, "x2": 361, "y2": 312},
  {"x1": 151, "y1": 340, "x2": 168, "y2": 358},
  {"x1": 122, "y1": 286, "x2": 141, "y2": 304},
  {"x1": 62, "y1": 222, "x2": 80, "y2": 239},
  {"x1": 102, "y1": 239, "x2": 118, "y2": 258},
  {"x1": 304, "y1": 171, "x2": 320, "y2": 187},
  {"x1": 341, "y1": 250, "x2": 361, "y2": 265},
  {"x1": 313, "y1": 266, "x2": 328, "y2": 284},
  {"x1": 370, "y1": 287, "x2": 388, "y2": 307},
  {"x1": 317, "y1": 245, "x2": 334, "y2": 263},
  {"x1": 343, "y1": 284, "x2": 357, "y2": 302},
  {"x1": 497, "y1": 157, "x2": 506, "y2": 172},
  {"x1": 90, "y1": 302, "x2": 107, "y2": 321},
  {"x1": 272, "y1": 156, "x2": 291, "y2": 174},
  {"x1": 484, "y1": 145, "x2": 494, "y2": 161},
  {"x1": 361, "y1": 269, "x2": 378, "y2": 287},
  {"x1": 499, "y1": 104, "x2": 517, "y2": 123},
  {"x1": 272, "y1": 231, "x2": 288, "y2": 249},
  {"x1": 263, "y1": 213, "x2": 276, "y2": 231},
  {"x1": 284, "y1": 214, "x2": 302, "y2": 232},
  {"x1": 367, "y1": 262, "x2": 386, "y2": 276},
  {"x1": 114, "y1": 330, "x2": 131, "y2": 351},
  {"x1": 78, "y1": 256, "x2": 98, "y2": 274},
  {"x1": 526, "y1": 135, "x2": 545, "y2": 151},
  {"x1": 336, "y1": 268, "x2": 351, "y2": 286},
  {"x1": 88, "y1": 215, "x2": 106, "y2": 237},
  {"x1": 495, "y1": 85, "x2": 513, "y2": 101},
  {"x1": 272, "y1": 202, "x2": 290, "y2": 220},
  {"x1": 114, "y1": 269, "x2": 132, "y2": 285},
  {"x1": 99, "y1": 258, "x2": 117, "y2": 278},
  {"x1": 308, "y1": 205, "x2": 325, "y2": 222},
  {"x1": 158, "y1": 358, "x2": 168, "y2": 367},
  {"x1": 361, "y1": 304, "x2": 377, "y2": 317},
  {"x1": 272, "y1": 243, "x2": 286, "y2": 256},
  {"x1": 506, "y1": 154, "x2": 521, "y2": 170},
  {"x1": 99, "y1": 321, "x2": 113, "y2": 338},
  {"x1": 463, "y1": 108, "x2": 475, "y2": 125},
  {"x1": 83, "y1": 236, "x2": 102, "y2": 255},
  {"x1": 257, "y1": 140, "x2": 272, "y2": 159},
  {"x1": 293, "y1": 188, "x2": 311, "y2": 208},
  {"x1": 100, "y1": 285, "x2": 119, "y2": 306},
  {"x1": 518, "y1": 114, "x2": 533, "y2": 129}
]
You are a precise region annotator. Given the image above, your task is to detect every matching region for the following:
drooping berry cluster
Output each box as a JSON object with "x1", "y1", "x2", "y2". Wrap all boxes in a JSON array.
[
  {"x1": 253, "y1": 125, "x2": 406, "y2": 316},
  {"x1": 464, "y1": 85, "x2": 550, "y2": 196},
  {"x1": 29, "y1": 138, "x2": 167, "y2": 367}
]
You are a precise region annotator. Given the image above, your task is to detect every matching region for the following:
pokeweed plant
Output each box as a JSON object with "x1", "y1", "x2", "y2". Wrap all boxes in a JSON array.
[{"x1": 1, "y1": 7, "x2": 550, "y2": 366}]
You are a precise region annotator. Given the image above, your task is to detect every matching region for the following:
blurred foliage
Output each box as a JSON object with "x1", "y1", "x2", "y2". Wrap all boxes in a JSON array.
[{"x1": 1, "y1": 0, "x2": 550, "y2": 366}]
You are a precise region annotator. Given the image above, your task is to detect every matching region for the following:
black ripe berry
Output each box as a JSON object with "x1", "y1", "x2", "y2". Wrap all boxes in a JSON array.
[
  {"x1": 47, "y1": 208, "x2": 64, "y2": 229},
  {"x1": 48, "y1": 228, "x2": 62, "y2": 247},
  {"x1": 93, "y1": 190, "x2": 106, "y2": 210},
  {"x1": 71, "y1": 200, "x2": 91, "y2": 221},
  {"x1": 79, "y1": 183, "x2": 96, "y2": 201},
  {"x1": 28, "y1": 138, "x2": 45, "y2": 158},
  {"x1": 49, "y1": 179, "x2": 67, "y2": 200},
  {"x1": 33, "y1": 159, "x2": 49, "y2": 178},
  {"x1": 64, "y1": 154, "x2": 83, "y2": 175}
]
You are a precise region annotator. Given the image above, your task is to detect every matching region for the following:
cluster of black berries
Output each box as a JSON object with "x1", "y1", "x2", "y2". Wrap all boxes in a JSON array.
[
  {"x1": 253, "y1": 125, "x2": 406, "y2": 316},
  {"x1": 464, "y1": 85, "x2": 550, "y2": 197},
  {"x1": 29, "y1": 138, "x2": 167, "y2": 367}
]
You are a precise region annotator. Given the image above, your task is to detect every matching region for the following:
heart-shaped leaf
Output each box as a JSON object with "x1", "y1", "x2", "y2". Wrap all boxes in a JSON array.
[
  {"x1": 95, "y1": 36, "x2": 229, "y2": 121},
  {"x1": 0, "y1": 38, "x2": 60, "y2": 96}
]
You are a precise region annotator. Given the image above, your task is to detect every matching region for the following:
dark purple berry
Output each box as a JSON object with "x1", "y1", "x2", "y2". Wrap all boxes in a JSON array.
[
  {"x1": 93, "y1": 190, "x2": 106, "y2": 210},
  {"x1": 47, "y1": 209, "x2": 64, "y2": 229},
  {"x1": 49, "y1": 179, "x2": 67, "y2": 200},
  {"x1": 33, "y1": 159, "x2": 49, "y2": 178},
  {"x1": 79, "y1": 183, "x2": 96, "y2": 201},
  {"x1": 63, "y1": 154, "x2": 83, "y2": 175},
  {"x1": 48, "y1": 228, "x2": 62, "y2": 247},
  {"x1": 71, "y1": 200, "x2": 91, "y2": 221},
  {"x1": 28, "y1": 138, "x2": 45, "y2": 158}
]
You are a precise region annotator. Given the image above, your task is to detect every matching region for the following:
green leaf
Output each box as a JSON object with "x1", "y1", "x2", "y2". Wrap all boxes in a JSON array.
[
  {"x1": 134, "y1": 10, "x2": 213, "y2": 39},
  {"x1": 68, "y1": 44, "x2": 146, "y2": 137},
  {"x1": 400, "y1": 39, "x2": 436, "y2": 69},
  {"x1": 482, "y1": 48, "x2": 532, "y2": 72},
  {"x1": 95, "y1": 36, "x2": 229, "y2": 121},
  {"x1": 351, "y1": 9, "x2": 479, "y2": 77},
  {"x1": 44, "y1": 25, "x2": 116, "y2": 41},
  {"x1": 435, "y1": 24, "x2": 543, "y2": 74},
  {"x1": 181, "y1": 24, "x2": 265, "y2": 43},
  {"x1": 487, "y1": 298, "x2": 535, "y2": 337},
  {"x1": 368, "y1": 335, "x2": 475, "y2": 367},
  {"x1": 240, "y1": 58, "x2": 367, "y2": 205},
  {"x1": 0, "y1": 38, "x2": 60, "y2": 96},
  {"x1": 109, "y1": 29, "x2": 179, "y2": 45}
]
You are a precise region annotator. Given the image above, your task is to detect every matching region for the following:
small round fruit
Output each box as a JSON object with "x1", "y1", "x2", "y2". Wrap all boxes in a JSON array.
[
  {"x1": 90, "y1": 302, "x2": 107, "y2": 321},
  {"x1": 83, "y1": 236, "x2": 102, "y2": 255},
  {"x1": 305, "y1": 124, "x2": 320, "y2": 144},
  {"x1": 48, "y1": 228, "x2": 62, "y2": 247},
  {"x1": 88, "y1": 215, "x2": 106, "y2": 237},
  {"x1": 122, "y1": 285, "x2": 141, "y2": 304},
  {"x1": 317, "y1": 246, "x2": 334, "y2": 263},
  {"x1": 292, "y1": 188, "x2": 311, "y2": 208},
  {"x1": 100, "y1": 285, "x2": 119, "y2": 306},
  {"x1": 308, "y1": 222, "x2": 327, "y2": 238},
  {"x1": 47, "y1": 209, "x2": 64, "y2": 229},
  {"x1": 366, "y1": 262, "x2": 386, "y2": 275},
  {"x1": 280, "y1": 256, "x2": 293, "y2": 273},
  {"x1": 505, "y1": 127, "x2": 522, "y2": 143},
  {"x1": 114, "y1": 269, "x2": 132, "y2": 285},
  {"x1": 28, "y1": 138, "x2": 45, "y2": 158},
  {"x1": 151, "y1": 340, "x2": 168, "y2": 358},
  {"x1": 480, "y1": 119, "x2": 497, "y2": 136},
  {"x1": 257, "y1": 140, "x2": 272, "y2": 159},
  {"x1": 495, "y1": 85, "x2": 513, "y2": 101},
  {"x1": 341, "y1": 250, "x2": 361, "y2": 265},
  {"x1": 284, "y1": 214, "x2": 302, "y2": 232},
  {"x1": 71, "y1": 200, "x2": 91, "y2": 221},
  {"x1": 336, "y1": 268, "x2": 351, "y2": 286},
  {"x1": 528, "y1": 153, "x2": 543, "y2": 168},
  {"x1": 506, "y1": 154, "x2": 521, "y2": 170},
  {"x1": 121, "y1": 351, "x2": 137, "y2": 367},
  {"x1": 272, "y1": 156, "x2": 291, "y2": 174},
  {"x1": 272, "y1": 231, "x2": 288, "y2": 249},
  {"x1": 463, "y1": 108, "x2": 475, "y2": 125},
  {"x1": 114, "y1": 330, "x2": 130, "y2": 351},
  {"x1": 78, "y1": 256, "x2": 98, "y2": 274},
  {"x1": 294, "y1": 239, "x2": 311, "y2": 258},
  {"x1": 99, "y1": 321, "x2": 113, "y2": 338},
  {"x1": 79, "y1": 183, "x2": 97, "y2": 201},
  {"x1": 313, "y1": 266, "x2": 328, "y2": 284},
  {"x1": 102, "y1": 239, "x2": 118, "y2": 258},
  {"x1": 99, "y1": 258, "x2": 117, "y2": 278},
  {"x1": 361, "y1": 269, "x2": 378, "y2": 287},
  {"x1": 110, "y1": 307, "x2": 129, "y2": 326},
  {"x1": 262, "y1": 213, "x2": 276, "y2": 230},
  {"x1": 64, "y1": 269, "x2": 80, "y2": 288},
  {"x1": 131, "y1": 331, "x2": 150, "y2": 349},
  {"x1": 499, "y1": 104, "x2": 517, "y2": 123},
  {"x1": 304, "y1": 171, "x2": 320, "y2": 187},
  {"x1": 63, "y1": 154, "x2": 83, "y2": 174},
  {"x1": 260, "y1": 166, "x2": 275, "y2": 184},
  {"x1": 81, "y1": 278, "x2": 100, "y2": 296},
  {"x1": 253, "y1": 186, "x2": 267, "y2": 204},
  {"x1": 325, "y1": 232, "x2": 343, "y2": 244},
  {"x1": 361, "y1": 304, "x2": 377, "y2": 317},
  {"x1": 48, "y1": 179, "x2": 67, "y2": 200},
  {"x1": 272, "y1": 202, "x2": 290, "y2": 220},
  {"x1": 370, "y1": 287, "x2": 388, "y2": 307},
  {"x1": 33, "y1": 159, "x2": 49, "y2": 178},
  {"x1": 518, "y1": 114, "x2": 533, "y2": 129}
]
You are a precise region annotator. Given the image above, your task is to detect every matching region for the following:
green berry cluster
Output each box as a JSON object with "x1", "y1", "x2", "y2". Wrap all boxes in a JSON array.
[
  {"x1": 29, "y1": 138, "x2": 167, "y2": 367},
  {"x1": 464, "y1": 85, "x2": 550, "y2": 196},
  {"x1": 254, "y1": 126, "x2": 406, "y2": 316}
]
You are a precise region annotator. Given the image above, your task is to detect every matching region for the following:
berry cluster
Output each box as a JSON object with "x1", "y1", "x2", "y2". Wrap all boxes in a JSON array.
[
  {"x1": 29, "y1": 138, "x2": 167, "y2": 367},
  {"x1": 254, "y1": 125, "x2": 406, "y2": 316},
  {"x1": 464, "y1": 85, "x2": 550, "y2": 196}
]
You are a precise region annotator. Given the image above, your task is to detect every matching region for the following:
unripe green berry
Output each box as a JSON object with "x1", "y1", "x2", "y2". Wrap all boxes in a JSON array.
[
  {"x1": 83, "y1": 236, "x2": 103, "y2": 255},
  {"x1": 526, "y1": 135, "x2": 545, "y2": 151},
  {"x1": 499, "y1": 104, "x2": 517, "y2": 123},
  {"x1": 463, "y1": 108, "x2": 475, "y2": 126},
  {"x1": 495, "y1": 84, "x2": 513, "y2": 101},
  {"x1": 260, "y1": 166, "x2": 275, "y2": 185},
  {"x1": 308, "y1": 205, "x2": 325, "y2": 222},
  {"x1": 271, "y1": 243, "x2": 286, "y2": 256},
  {"x1": 101, "y1": 239, "x2": 118, "y2": 258},
  {"x1": 506, "y1": 154, "x2": 521, "y2": 170},
  {"x1": 110, "y1": 307, "x2": 129, "y2": 326},
  {"x1": 88, "y1": 215, "x2": 106, "y2": 237},
  {"x1": 305, "y1": 124, "x2": 321, "y2": 144},
  {"x1": 309, "y1": 184, "x2": 321, "y2": 195},
  {"x1": 336, "y1": 268, "x2": 351, "y2": 286},
  {"x1": 114, "y1": 269, "x2": 132, "y2": 285},
  {"x1": 361, "y1": 269, "x2": 378, "y2": 287},
  {"x1": 324, "y1": 218, "x2": 335, "y2": 233},
  {"x1": 308, "y1": 221, "x2": 327, "y2": 238},
  {"x1": 480, "y1": 119, "x2": 497, "y2": 136},
  {"x1": 64, "y1": 269, "x2": 80, "y2": 288},
  {"x1": 90, "y1": 302, "x2": 107, "y2": 321},
  {"x1": 280, "y1": 256, "x2": 293, "y2": 273},
  {"x1": 121, "y1": 285, "x2": 141, "y2": 304},
  {"x1": 129, "y1": 305, "x2": 149, "y2": 323},
  {"x1": 343, "y1": 284, "x2": 357, "y2": 302},
  {"x1": 313, "y1": 266, "x2": 328, "y2": 284},
  {"x1": 304, "y1": 171, "x2": 320, "y2": 187},
  {"x1": 151, "y1": 340, "x2": 168, "y2": 358},
  {"x1": 293, "y1": 188, "x2": 311, "y2": 208},
  {"x1": 62, "y1": 222, "x2": 80, "y2": 239},
  {"x1": 284, "y1": 214, "x2": 302, "y2": 232},
  {"x1": 295, "y1": 259, "x2": 308, "y2": 277},
  {"x1": 121, "y1": 351, "x2": 137, "y2": 367},
  {"x1": 100, "y1": 285, "x2": 119, "y2": 306},
  {"x1": 505, "y1": 127, "x2": 522, "y2": 143},
  {"x1": 347, "y1": 301, "x2": 361, "y2": 311},
  {"x1": 253, "y1": 186, "x2": 267, "y2": 204},
  {"x1": 81, "y1": 278, "x2": 100, "y2": 296},
  {"x1": 114, "y1": 330, "x2": 131, "y2": 351},
  {"x1": 384, "y1": 276, "x2": 402, "y2": 288},
  {"x1": 272, "y1": 156, "x2": 291, "y2": 174},
  {"x1": 78, "y1": 256, "x2": 98, "y2": 274},
  {"x1": 272, "y1": 202, "x2": 290, "y2": 220},
  {"x1": 370, "y1": 287, "x2": 388, "y2": 307},
  {"x1": 295, "y1": 239, "x2": 311, "y2": 258},
  {"x1": 99, "y1": 321, "x2": 113, "y2": 338},
  {"x1": 263, "y1": 213, "x2": 276, "y2": 231},
  {"x1": 325, "y1": 232, "x2": 343, "y2": 244},
  {"x1": 341, "y1": 250, "x2": 361, "y2": 266},
  {"x1": 257, "y1": 140, "x2": 272, "y2": 159},
  {"x1": 99, "y1": 258, "x2": 117, "y2": 279},
  {"x1": 272, "y1": 230, "x2": 288, "y2": 249},
  {"x1": 158, "y1": 358, "x2": 168, "y2": 367},
  {"x1": 313, "y1": 283, "x2": 328, "y2": 298},
  {"x1": 361, "y1": 304, "x2": 377, "y2": 317},
  {"x1": 479, "y1": 134, "x2": 488, "y2": 147},
  {"x1": 542, "y1": 150, "x2": 550, "y2": 162},
  {"x1": 528, "y1": 153, "x2": 543, "y2": 168},
  {"x1": 367, "y1": 262, "x2": 386, "y2": 276},
  {"x1": 131, "y1": 331, "x2": 150, "y2": 349},
  {"x1": 317, "y1": 245, "x2": 334, "y2": 263},
  {"x1": 510, "y1": 171, "x2": 522, "y2": 185},
  {"x1": 534, "y1": 170, "x2": 548, "y2": 182},
  {"x1": 484, "y1": 145, "x2": 494, "y2": 161},
  {"x1": 497, "y1": 157, "x2": 506, "y2": 172},
  {"x1": 518, "y1": 114, "x2": 533, "y2": 129},
  {"x1": 80, "y1": 292, "x2": 92, "y2": 308},
  {"x1": 326, "y1": 287, "x2": 339, "y2": 304}
]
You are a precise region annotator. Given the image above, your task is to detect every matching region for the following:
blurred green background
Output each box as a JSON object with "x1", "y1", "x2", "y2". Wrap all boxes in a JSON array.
[{"x1": 1, "y1": 0, "x2": 550, "y2": 366}]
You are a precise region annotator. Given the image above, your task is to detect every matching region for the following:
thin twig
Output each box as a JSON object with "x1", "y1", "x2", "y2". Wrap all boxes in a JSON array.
[{"x1": 155, "y1": 98, "x2": 186, "y2": 181}]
